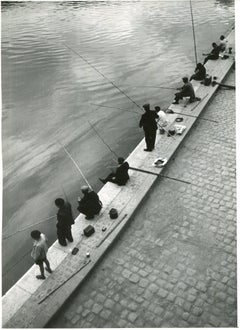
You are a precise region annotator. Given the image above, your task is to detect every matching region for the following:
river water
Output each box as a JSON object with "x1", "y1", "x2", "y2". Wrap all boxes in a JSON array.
[{"x1": 1, "y1": 0, "x2": 234, "y2": 293}]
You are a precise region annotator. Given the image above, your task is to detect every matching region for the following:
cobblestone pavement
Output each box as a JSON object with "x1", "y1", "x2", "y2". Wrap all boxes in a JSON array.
[{"x1": 48, "y1": 70, "x2": 236, "y2": 328}]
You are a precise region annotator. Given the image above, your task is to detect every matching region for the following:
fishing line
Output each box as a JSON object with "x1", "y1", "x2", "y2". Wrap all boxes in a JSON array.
[
  {"x1": 63, "y1": 43, "x2": 143, "y2": 113},
  {"x1": 58, "y1": 140, "x2": 93, "y2": 190},
  {"x1": 88, "y1": 120, "x2": 119, "y2": 159},
  {"x1": 90, "y1": 103, "x2": 140, "y2": 115},
  {"x1": 2, "y1": 215, "x2": 56, "y2": 240}
]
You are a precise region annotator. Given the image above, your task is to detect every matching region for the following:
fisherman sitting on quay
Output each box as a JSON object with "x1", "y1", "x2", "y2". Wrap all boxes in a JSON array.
[
  {"x1": 203, "y1": 42, "x2": 221, "y2": 65},
  {"x1": 99, "y1": 157, "x2": 129, "y2": 186},
  {"x1": 172, "y1": 77, "x2": 196, "y2": 104},
  {"x1": 139, "y1": 103, "x2": 159, "y2": 152},
  {"x1": 77, "y1": 186, "x2": 102, "y2": 220},
  {"x1": 55, "y1": 198, "x2": 74, "y2": 246},
  {"x1": 155, "y1": 106, "x2": 168, "y2": 127},
  {"x1": 190, "y1": 63, "x2": 206, "y2": 81},
  {"x1": 30, "y1": 230, "x2": 52, "y2": 280}
]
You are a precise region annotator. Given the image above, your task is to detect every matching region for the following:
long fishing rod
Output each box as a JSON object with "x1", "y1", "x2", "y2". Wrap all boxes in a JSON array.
[
  {"x1": 90, "y1": 103, "x2": 140, "y2": 115},
  {"x1": 63, "y1": 43, "x2": 143, "y2": 113},
  {"x1": 88, "y1": 121, "x2": 119, "y2": 159},
  {"x1": 2, "y1": 215, "x2": 56, "y2": 240},
  {"x1": 122, "y1": 85, "x2": 178, "y2": 90},
  {"x1": 129, "y1": 166, "x2": 191, "y2": 185},
  {"x1": 189, "y1": 0, "x2": 198, "y2": 66},
  {"x1": 58, "y1": 140, "x2": 93, "y2": 190}
]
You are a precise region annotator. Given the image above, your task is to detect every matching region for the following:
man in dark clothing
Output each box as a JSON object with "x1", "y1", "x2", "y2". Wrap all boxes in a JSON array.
[
  {"x1": 55, "y1": 198, "x2": 74, "y2": 246},
  {"x1": 173, "y1": 77, "x2": 195, "y2": 104},
  {"x1": 77, "y1": 186, "x2": 102, "y2": 220},
  {"x1": 139, "y1": 103, "x2": 159, "y2": 151},
  {"x1": 190, "y1": 63, "x2": 206, "y2": 81},
  {"x1": 99, "y1": 157, "x2": 129, "y2": 186},
  {"x1": 203, "y1": 42, "x2": 220, "y2": 64}
]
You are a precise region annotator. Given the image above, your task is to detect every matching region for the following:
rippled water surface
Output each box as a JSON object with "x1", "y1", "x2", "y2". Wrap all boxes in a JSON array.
[{"x1": 1, "y1": 0, "x2": 234, "y2": 293}]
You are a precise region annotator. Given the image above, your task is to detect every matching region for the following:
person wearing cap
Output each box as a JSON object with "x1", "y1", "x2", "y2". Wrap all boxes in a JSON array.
[
  {"x1": 55, "y1": 198, "x2": 74, "y2": 246},
  {"x1": 139, "y1": 103, "x2": 159, "y2": 151},
  {"x1": 172, "y1": 77, "x2": 195, "y2": 104},
  {"x1": 99, "y1": 157, "x2": 129, "y2": 186},
  {"x1": 77, "y1": 186, "x2": 102, "y2": 220},
  {"x1": 30, "y1": 230, "x2": 52, "y2": 279}
]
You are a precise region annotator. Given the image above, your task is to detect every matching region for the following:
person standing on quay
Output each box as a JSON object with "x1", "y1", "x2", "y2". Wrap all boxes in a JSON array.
[
  {"x1": 30, "y1": 230, "x2": 52, "y2": 279},
  {"x1": 55, "y1": 198, "x2": 74, "y2": 246},
  {"x1": 139, "y1": 103, "x2": 159, "y2": 152}
]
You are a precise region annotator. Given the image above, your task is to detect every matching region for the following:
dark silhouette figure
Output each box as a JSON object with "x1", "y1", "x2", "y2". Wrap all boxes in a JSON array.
[
  {"x1": 190, "y1": 63, "x2": 206, "y2": 81},
  {"x1": 173, "y1": 77, "x2": 195, "y2": 104},
  {"x1": 139, "y1": 103, "x2": 159, "y2": 151},
  {"x1": 55, "y1": 198, "x2": 74, "y2": 246},
  {"x1": 99, "y1": 157, "x2": 129, "y2": 186},
  {"x1": 77, "y1": 186, "x2": 102, "y2": 220},
  {"x1": 203, "y1": 42, "x2": 220, "y2": 64}
]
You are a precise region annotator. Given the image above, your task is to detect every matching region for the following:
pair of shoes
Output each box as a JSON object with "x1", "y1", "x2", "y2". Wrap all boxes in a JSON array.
[
  {"x1": 99, "y1": 178, "x2": 106, "y2": 184},
  {"x1": 36, "y1": 275, "x2": 46, "y2": 280},
  {"x1": 144, "y1": 148, "x2": 152, "y2": 152},
  {"x1": 45, "y1": 267, "x2": 53, "y2": 273},
  {"x1": 85, "y1": 215, "x2": 94, "y2": 220},
  {"x1": 172, "y1": 101, "x2": 179, "y2": 104}
]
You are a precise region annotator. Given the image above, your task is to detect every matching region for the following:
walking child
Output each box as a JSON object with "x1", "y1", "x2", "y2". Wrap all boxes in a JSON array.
[{"x1": 30, "y1": 230, "x2": 52, "y2": 279}]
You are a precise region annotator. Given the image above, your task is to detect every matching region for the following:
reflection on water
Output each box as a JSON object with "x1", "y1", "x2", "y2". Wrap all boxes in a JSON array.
[{"x1": 1, "y1": 0, "x2": 234, "y2": 293}]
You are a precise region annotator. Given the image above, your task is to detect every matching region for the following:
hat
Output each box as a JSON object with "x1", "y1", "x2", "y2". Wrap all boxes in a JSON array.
[{"x1": 81, "y1": 186, "x2": 89, "y2": 193}]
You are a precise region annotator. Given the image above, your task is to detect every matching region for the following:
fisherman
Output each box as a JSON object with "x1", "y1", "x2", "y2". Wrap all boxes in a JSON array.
[
  {"x1": 203, "y1": 42, "x2": 220, "y2": 65},
  {"x1": 99, "y1": 157, "x2": 129, "y2": 186},
  {"x1": 155, "y1": 106, "x2": 168, "y2": 127},
  {"x1": 55, "y1": 198, "x2": 74, "y2": 246},
  {"x1": 77, "y1": 186, "x2": 102, "y2": 220},
  {"x1": 190, "y1": 63, "x2": 206, "y2": 81},
  {"x1": 30, "y1": 230, "x2": 52, "y2": 280},
  {"x1": 172, "y1": 77, "x2": 195, "y2": 104},
  {"x1": 139, "y1": 103, "x2": 159, "y2": 152},
  {"x1": 219, "y1": 35, "x2": 227, "y2": 52}
]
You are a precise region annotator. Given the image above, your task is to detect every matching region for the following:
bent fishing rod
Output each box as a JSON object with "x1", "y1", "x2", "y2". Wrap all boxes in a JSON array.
[
  {"x1": 190, "y1": 0, "x2": 198, "y2": 66},
  {"x1": 58, "y1": 140, "x2": 93, "y2": 190},
  {"x1": 88, "y1": 120, "x2": 119, "y2": 159},
  {"x1": 63, "y1": 43, "x2": 144, "y2": 114}
]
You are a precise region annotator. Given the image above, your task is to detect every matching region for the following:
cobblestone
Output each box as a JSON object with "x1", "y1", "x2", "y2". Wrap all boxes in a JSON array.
[{"x1": 48, "y1": 70, "x2": 236, "y2": 328}]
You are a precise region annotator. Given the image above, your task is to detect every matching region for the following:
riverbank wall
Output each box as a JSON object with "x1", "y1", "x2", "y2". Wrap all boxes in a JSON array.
[{"x1": 2, "y1": 28, "x2": 235, "y2": 328}]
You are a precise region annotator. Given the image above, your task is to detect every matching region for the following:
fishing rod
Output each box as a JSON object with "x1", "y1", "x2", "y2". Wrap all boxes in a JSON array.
[
  {"x1": 119, "y1": 84, "x2": 178, "y2": 91},
  {"x1": 88, "y1": 120, "x2": 119, "y2": 159},
  {"x1": 63, "y1": 43, "x2": 143, "y2": 113},
  {"x1": 2, "y1": 215, "x2": 56, "y2": 240},
  {"x1": 90, "y1": 103, "x2": 140, "y2": 115},
  {"x1": 129, "y1": 166, "x2": 191, "y2": 185},
  {"x1": 58, "y1": 140, "x2": 93, "y2": 190},
  {"x1": 189, "y1": 0, "x2": 198, "y2": 66}
]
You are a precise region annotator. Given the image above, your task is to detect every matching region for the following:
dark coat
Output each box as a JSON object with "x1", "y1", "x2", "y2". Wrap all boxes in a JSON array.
[
  {"x1": 57, "y1": 202, "x2": 74, "y2": 229},
  {"x1": 78, "y1": 191, "x2": 102, "y2": 215},
  {"x1": 181, "y1": 82, "x2": 195, "y2": 99},
  {"x1": 139, "y1": 111, "x2": 159, "y2": 131},
  {"x1": 115, "y1": 162, "x2": 129, "y2": 185}
]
